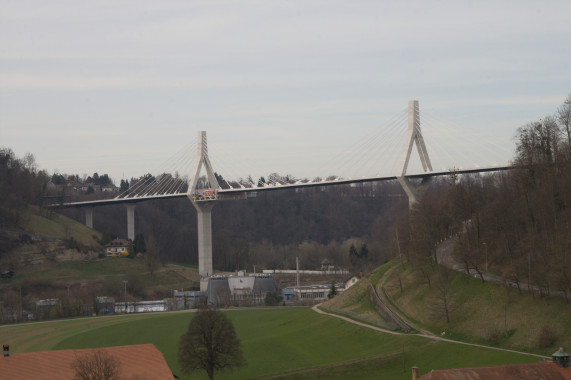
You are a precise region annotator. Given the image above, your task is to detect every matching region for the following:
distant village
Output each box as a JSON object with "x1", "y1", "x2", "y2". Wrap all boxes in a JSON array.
[{"x1": 5, "y1": 236, "x2": 359, "y2": 321}]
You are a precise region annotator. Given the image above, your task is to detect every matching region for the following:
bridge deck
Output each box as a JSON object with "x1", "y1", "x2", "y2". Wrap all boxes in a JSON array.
[{"x1": 48, "y1": 165, "x2": 511, "y2": 208}]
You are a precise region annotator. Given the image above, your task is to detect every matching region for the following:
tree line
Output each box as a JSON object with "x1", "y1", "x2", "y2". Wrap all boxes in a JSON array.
[
  {"x1": 0, "y1": 143, "x2": 406, "y2": 274},
  {"x1": 60, "y1": 180, "x2": 405, "y2": 273},
  {"x1": 394, "y1": 94, "x2": 571, "y2": 304}
]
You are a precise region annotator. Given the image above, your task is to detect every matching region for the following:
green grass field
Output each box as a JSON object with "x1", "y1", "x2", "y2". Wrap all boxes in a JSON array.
[{"x1": 0, "y1": 308, "x2": 545, "y2": 379}]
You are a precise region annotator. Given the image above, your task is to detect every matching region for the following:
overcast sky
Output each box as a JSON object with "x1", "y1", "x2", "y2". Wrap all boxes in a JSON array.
[{"x1": 1, "y1": 1, "x2": 570, "y2": 183}]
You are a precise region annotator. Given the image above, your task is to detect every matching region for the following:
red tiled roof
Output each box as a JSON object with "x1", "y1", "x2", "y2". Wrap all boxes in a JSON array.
[
  {"x1": 0, "y1": 343, "x2": 173, "y2": 380},
  {"x1": 105, "y1": 238, "x2": 130, "y2": 247},
  {"x1": 419, "y1": 361, "x2": 571, "y2": 380}
]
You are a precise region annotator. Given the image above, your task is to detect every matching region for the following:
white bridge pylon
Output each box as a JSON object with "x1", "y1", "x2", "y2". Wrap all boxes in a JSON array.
[
  {"x1": 187, "y1": 131, "x2": 247, "y2": 279},
  {"x1": 188, "y1": 131, "x2": 219, "y2": 197},
  {"x1": 187, "y1": 131, "x2": 221, "y2": 279},
  {"x1": 397, "y1": 100, "x2": 433, "y2": 205}
]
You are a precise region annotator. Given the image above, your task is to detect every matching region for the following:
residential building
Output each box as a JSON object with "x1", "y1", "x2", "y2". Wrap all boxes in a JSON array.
[
  {"x1": 173, "y1": 290, "x2": 207, "y2": 309},
  {"x1": 413, "y1": 348, "x2": 571, "y2": 380},
  {"x1": 115, "y1": 300, "x2": 167, "y2": 313},
  {"x1": 101, "y1": 184, "x2": 118, "y2": 192},
  {"x1": 35, "y1": 299, "x2": 60, "y2": 318},
  {"x1": 104, "y1": 238, "x2": 130, "y2": 256},
  {"x1": 281, "y1": 278, "x2": 355, "y2": 303},
  {"x1": 96, "y1": 296, "x2": 115, "y2": 315},
  {"x1": 345, "y1": 275, "x2": 360, "y2": 290}
]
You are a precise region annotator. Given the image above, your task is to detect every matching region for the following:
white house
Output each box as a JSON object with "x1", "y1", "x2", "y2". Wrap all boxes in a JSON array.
[{"x1": 105, "y1": 238, "x2": 130, "y2": 256}]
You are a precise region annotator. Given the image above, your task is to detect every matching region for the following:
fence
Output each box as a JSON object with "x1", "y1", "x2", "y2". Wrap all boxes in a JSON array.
[{"x1": 369, "y1": 284, "x2": 411, "y2": 332}]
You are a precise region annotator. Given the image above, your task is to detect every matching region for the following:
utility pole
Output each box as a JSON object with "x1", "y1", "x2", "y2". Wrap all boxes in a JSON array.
[
  {"x1": 482, "y1": 242, "x2": 488, "y2": 273},
  {"x1": 504, "y1": 303, "x2": 508, "y2": 336},
  {"x1": 396, "y1": 229, "x2": 401, "y2": 261},
  {"x1": 19, "y1": 286, "x2": 22, "y2": 322},
  {"x1": 296, "y1": 257, "x2": 300, "y2": 287},
  {"x1": 123, "y1": 280, "x2": 128, "y2": 313}
]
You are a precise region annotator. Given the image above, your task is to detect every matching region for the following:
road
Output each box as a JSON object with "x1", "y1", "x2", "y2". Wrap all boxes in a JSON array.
[{"x1": 436, "y1": 239, "x2": 566, "y2": 298}]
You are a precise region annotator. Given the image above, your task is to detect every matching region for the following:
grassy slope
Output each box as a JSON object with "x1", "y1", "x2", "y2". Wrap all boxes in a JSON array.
[
  {"x1": 12, "y1": 259, "x2": 192, "y2": 290},
  {"x1": 383, "y1": 263, "x2": 571, "y2": 355},
  {"x1": 21, "y1": 205, "x2": 102, "y2": 247},
  {"x1": 0, "y1": 308, "x2": 540, "y2": 380},
  {"x1": 324, "y1": 259, "x2": 570, "y2": 356},
  {"x1": 320, "y1": 260, "x2": 398, "y2": 329},
  {"x1": 6, "y1": 205, "x2": 199, "y2": 292}
]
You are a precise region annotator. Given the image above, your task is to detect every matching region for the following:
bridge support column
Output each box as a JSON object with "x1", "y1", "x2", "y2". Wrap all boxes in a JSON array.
[
  {"x1": 397, "y1": 177, "x2": 418, "y2": 206},
  {"x1": 192, "y1": 201, "x2": 215, "y2": 278},
  {"x1": 85, "y1": 207, "x2": 93, "y2": 229},
  {"x1": 126, "y1": 204, "x2": 135, "y2": 241},
  {"x1": 187, "y1": 131, "x2": 220, "y2": 279}
]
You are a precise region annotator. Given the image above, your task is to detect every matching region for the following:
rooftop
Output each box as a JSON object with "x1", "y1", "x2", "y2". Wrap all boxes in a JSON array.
[
  {"x1": 418, "y1": 361, "x2": 571, "y2": 380},
  {"x1": 0, "y1": 343, "x2": 173, "y2": 380}
]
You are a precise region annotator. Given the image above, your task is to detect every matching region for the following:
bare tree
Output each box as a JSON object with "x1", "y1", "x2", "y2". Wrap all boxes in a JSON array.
[
  {"x1": 557, "y1": 93, "x2": 571, "y2": 149},
  {"x1": 144, "y1": 236, "x2": 161, "y2": 276},
  {"x1": 71, "y1": 350, "x2": 121, "y2": 380},
  {"x1": 178, "y1": 308, "x2": 246, "y2": 380},
  {"x1": 427, "y1": 268, "x2": 457, "y2": 323}
]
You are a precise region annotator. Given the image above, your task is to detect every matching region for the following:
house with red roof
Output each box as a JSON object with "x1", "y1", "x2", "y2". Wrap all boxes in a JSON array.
[
  {"x1": 411, "y1": 347, "x2": 570, "y2": 380},
  {"x1": 0, "y1": 343, "x2": 174, "y2": 379}
]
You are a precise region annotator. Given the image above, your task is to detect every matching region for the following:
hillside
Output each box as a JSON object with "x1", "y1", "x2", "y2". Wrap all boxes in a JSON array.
[
  {"x1": 321, "y1": 258, "x2": 571, "y2": 356},
  {"x1": 0, "y1": 204, "x2": 201, "y2": 323},
  {"x1": 0, "y1": 204, "x2": 103, "y2": 272}
]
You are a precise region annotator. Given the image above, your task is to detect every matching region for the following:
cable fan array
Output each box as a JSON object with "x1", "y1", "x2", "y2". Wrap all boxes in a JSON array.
[{"x1": 113, "y1": 106, "x2": 513, "y2": 197}]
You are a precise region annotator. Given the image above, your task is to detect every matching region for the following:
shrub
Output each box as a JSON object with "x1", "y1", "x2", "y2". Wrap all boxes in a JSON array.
[
  {"x1": 538, "y1": 326, "x2": 556, "y2": 348},
  {"x1": 264, "y1": 292, "x2": 283, "y2": 306}
]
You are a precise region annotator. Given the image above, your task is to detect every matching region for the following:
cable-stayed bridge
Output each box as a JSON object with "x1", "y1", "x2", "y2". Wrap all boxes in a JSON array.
[{"x1": 51, "y1": 101, "x2": 512, "y2": 279}]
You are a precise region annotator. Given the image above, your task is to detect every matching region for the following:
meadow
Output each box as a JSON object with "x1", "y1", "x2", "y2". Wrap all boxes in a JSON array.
[
  {"x1": 23, "y1": 205, "x2": 102, "y2": 247},
  {"x1": 0, "y1": 307, "x2": 545, "y2": 379}
]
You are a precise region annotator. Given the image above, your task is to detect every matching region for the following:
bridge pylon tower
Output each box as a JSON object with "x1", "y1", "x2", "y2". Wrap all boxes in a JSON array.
[
  {"x1": 397, "y1": 100, "x2": 433, "y2": 205},
  {"x1": 187, "y1": 131, "x2": 220, "y2": 279}
]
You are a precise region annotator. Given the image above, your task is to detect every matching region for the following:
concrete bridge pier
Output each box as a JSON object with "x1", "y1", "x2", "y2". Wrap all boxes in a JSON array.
[
  {"x1": 126, "y1": 204, "x2": 135, "y2": 241},
  {"x1": 85, "y1": 207, "x2": 94, "y2": 229},
  {"x1": 397, "y1": 176, "x2": 431, "y2": 207},
  {"x1": 397, "y1": 177, "x2": 418, "y2": 206},
  {"x1": 192, "y1": 201, "x2": 215, "y2": 279}
]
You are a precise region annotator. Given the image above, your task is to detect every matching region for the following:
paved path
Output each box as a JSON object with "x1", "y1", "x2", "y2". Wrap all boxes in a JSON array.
[
  {"x1": 312, "y1": 304, "x2": 549, "y2": 359},
  {"x1": 375, "y1": 262, "x2": 434, "y2": 336},
  {"x1": 313, "y1": 244, "x2": 552, "y2": 360}
]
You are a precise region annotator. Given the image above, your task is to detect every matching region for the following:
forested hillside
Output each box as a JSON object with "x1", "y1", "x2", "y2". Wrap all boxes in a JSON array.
[
  {"x1": 60, "y1": 181, "x2": 406, "y2": 272},
  {"x1": 394, "y1": 95, "x2": 571, "y2": 298},
  {"x1": 0, "y1": 148, "x2": 50, "y2": 228},
  {"x1": 0, "y1": 145, "x2": 407, "y2": 273}
]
